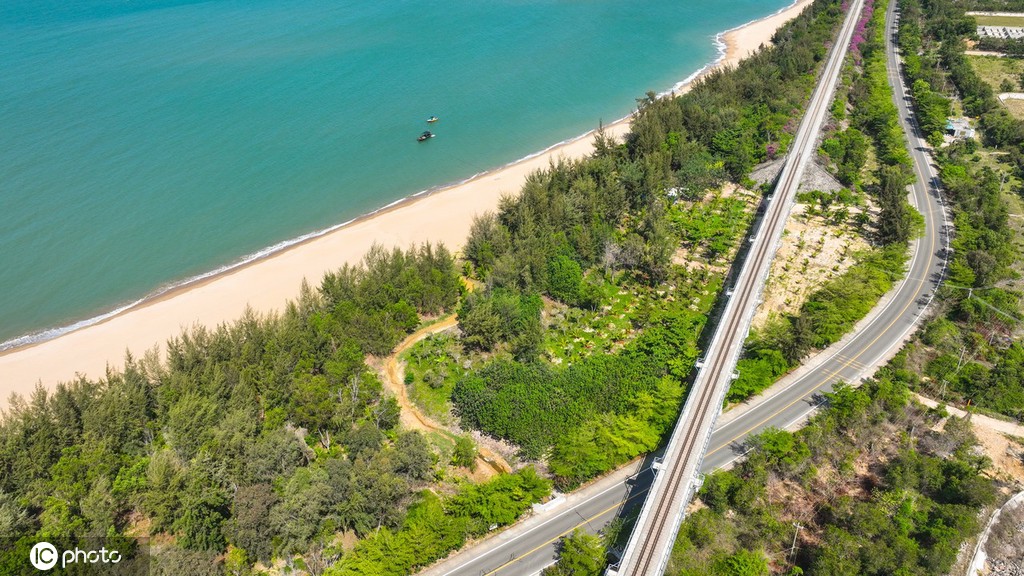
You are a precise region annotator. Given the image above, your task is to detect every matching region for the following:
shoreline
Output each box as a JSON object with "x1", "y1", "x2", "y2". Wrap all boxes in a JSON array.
[
  {"x1": 0, "y1": 0, "x2": 812, "y2": 409},
  {"x1": 0, "y1": 123, "x2": 631, "y2": 354}
]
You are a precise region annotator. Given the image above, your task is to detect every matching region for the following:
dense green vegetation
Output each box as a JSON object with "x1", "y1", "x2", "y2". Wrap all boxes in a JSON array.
[
  {"x1": 457, "y1": 288, "x2": 543, "y2": 359},
  {"x1": 730, "y1": 0, "x2": 915, "y2": 402},
  {"x1": 451, "y1": 0, "x2": 852, "y2": 488},
  {"x1": 974, "y1": 35, "x2": 1024, "y2": 56},
  {"x1": 669, "y1": 192, "x2": 755, "y2": 262},
  {"x1": 626, "y1": 0, "x2": 846, "y2": 181},
  {"x1": 896, "y1": 0, "x2": 1024, "y2": 421},
  {"x1": 821, "y1": 127, "x2": 870, "y2": 185},
  {"x1": 967, "y1": 0, "x2": 1024, "y2": 8},
  {"x1": 454, "y1": 291, "x2": 701, "y2": 485},
  {"x1": 667, "y1": 366, "x2": 997, "y2": 576},
  {"x1": 851, "y1": 2, "x2": 913, "y2": 168},
  {"x1": 326, "y1": 469, "x2": 550, "y2": 576},
  {"x1": 0, "y1": 245, "x2": 533, "y2": 573}
]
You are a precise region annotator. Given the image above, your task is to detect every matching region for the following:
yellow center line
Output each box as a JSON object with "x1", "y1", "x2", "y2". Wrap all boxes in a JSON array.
[
  {"x1": 484, "y1": 488, "x2": 652, "y2": 575},
  {"x1": 485, "y1": 13, "x2": 941, "y2": 574},
  {"x1": 829, "y1": 353, "x2": 871, "y2": 370},
  {"x1": 486, "y1": 215, "x2": 936, "y2": 575},
  {"x1": 707, "y1": 22, "x2": 939, "y2": 457}
]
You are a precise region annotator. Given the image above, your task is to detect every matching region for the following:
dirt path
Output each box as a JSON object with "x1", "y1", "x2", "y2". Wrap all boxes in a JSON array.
[
  {"x1": 386, "y1": 316, "x2": 459, "y2": 431},
  {"x1": 919, "y1": 393, "x2": 1024, "y2": 487},
  {"x1": 382, "y1": 316, "x2": 512, "y2": 478},
  {"x1": 916, "y1": 394, "x2": 1024, "y2": 437}
]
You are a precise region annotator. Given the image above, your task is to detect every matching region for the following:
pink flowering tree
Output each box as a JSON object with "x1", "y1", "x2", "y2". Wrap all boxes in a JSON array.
[{"x1": 849, "y1": 0, "x2": 876, "y2": 66}]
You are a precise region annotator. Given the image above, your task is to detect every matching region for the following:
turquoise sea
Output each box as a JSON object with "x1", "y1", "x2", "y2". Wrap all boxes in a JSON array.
[{"x1": 0, "y1": 0, "x2": 791, "y2": 348}]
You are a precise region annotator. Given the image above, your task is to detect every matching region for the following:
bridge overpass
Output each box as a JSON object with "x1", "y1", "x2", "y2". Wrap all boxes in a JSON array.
[{"x1": 608, "y1": 1, "x2": 867, "y2": 573}]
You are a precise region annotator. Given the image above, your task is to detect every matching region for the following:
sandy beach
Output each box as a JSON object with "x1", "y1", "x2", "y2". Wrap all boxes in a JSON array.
[{"x1": 0, "y1": 0, "x2": 812, "y2": 410}]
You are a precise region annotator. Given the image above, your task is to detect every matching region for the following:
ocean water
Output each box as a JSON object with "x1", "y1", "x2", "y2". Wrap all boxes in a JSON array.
[{"x1": 0, "y1": 0, "x2": 791, "y2": 348}]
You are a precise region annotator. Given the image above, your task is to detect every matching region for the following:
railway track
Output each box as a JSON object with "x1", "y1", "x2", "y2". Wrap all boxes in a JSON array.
[
  {"x1": 422, "y1": 1, "x2": 948, "y2": 572},
  {"x1": 611, "y1": 0, "x2": 866, "y2": 572}
]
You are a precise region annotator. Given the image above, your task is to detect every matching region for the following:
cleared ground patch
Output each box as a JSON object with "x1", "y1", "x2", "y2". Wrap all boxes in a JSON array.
[{"x1": 753, "y1": 189, "x2": 874, "y2": 329}]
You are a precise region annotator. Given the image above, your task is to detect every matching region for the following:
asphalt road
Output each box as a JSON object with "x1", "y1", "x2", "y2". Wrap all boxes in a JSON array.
[
  {"x1": 611, "y1": 0, "x2": 866, "y2": 572},
  {"x1": 702, "y1": 0, "x2": 948, "y2": 475},
  {"x1": 704, "y1": 0, "x2": 942, "y2": 498},
  {"x1": 421, "y1": 0, "x2": 947, "y2": 573}
]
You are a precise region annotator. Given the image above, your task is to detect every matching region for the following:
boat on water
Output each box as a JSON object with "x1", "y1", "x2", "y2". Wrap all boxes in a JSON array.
[
  {"x1": 417, "y1": 130, "x2": 435, "y2": 142},
  {"x1": 427, "y1": 115, "x2": 439, "y2": 123}
]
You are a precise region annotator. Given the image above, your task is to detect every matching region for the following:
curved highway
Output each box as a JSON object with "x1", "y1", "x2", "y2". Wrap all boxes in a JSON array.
[
  {"x1": 611, "y1": 0, "x2": 866, "y2": 571},
  {"x1": 703, "y1": 0, "x2": 948, "y2": 472},
  {"x1": 419, "y1": 0, "x2": 947, "y2": 573}
]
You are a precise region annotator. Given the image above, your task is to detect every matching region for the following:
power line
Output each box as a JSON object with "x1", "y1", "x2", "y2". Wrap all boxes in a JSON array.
[{"x1": 941, "y1": 283, "x2": 1024, "y2": 323}]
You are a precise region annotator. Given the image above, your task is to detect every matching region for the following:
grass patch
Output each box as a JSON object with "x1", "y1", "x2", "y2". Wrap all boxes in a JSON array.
[
  {"x1": 974, "y1": 14, "x2": 1024, "y2": 27},
  {"x1": 403, "y1": 333, "x2": 475, "y2": 423},
  {"x1": 668, "y1": 192, "x2": 757, "y2": 265},
  {"x1": 542, "y1": 274, "x2": 721, "y2": 367},
  {"x1": 1005, "y1": 97, "x2": 1024, "y2": 119},
  {"x1": 1004, "y1": 187, "x2": 1024, "y2": 217},
  {"x1": 543, "y1": 279, "x2": 641, "y2": 365},
  {"x1": 425, "y1": 430, "x2": 461, "y2": 467},
  {"x1": 966, "y1": 54, "x2": 1023, "y2": 92}
]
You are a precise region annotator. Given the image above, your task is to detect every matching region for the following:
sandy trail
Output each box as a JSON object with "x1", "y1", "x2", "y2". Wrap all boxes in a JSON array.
[
  {"x1": 381, "y1": 316, "x2": 512, "y2": 478},
  {"x1": 916, "y1": 394, "x2": 1024, "y2": 437}
]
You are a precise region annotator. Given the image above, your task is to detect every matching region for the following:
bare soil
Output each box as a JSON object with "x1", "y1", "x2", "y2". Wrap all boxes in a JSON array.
[
  {"x1": 973, "y1": 424, "x2": 1024, "y2": 486},
  {"x1": 376, "y1": 316, "x2": 512, "y2": 480},
  {"x1": 753, "y1": 201, "x2": 873, "y2": 329}
]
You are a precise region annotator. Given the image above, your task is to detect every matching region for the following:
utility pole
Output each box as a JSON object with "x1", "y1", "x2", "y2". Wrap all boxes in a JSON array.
[
  {"x1": 789, "y1": 522, "x2": 803, "y2": 561},
  {"x1": 940, "y1": 345, "x2": 967, "y2": 399}
]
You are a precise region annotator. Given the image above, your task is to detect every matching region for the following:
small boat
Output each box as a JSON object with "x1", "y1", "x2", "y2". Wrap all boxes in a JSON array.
[
  {"x1": 427, "y1": 115, "x2": 439, "y2": 123},
  {"x1": 417, "y1": 130, "x2": 435, "y2": 142}
]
